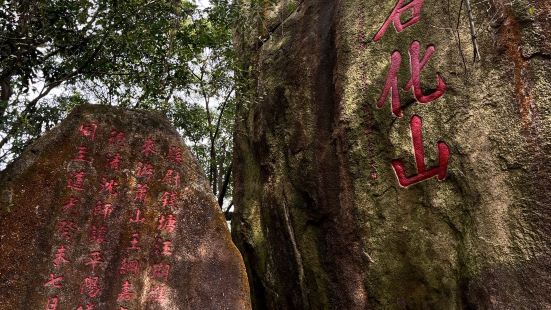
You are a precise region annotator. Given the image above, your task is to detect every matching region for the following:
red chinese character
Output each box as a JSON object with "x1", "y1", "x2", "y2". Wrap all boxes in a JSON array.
[
  {"x1": 167, "y1": 146, "x2": 183, "y2": 164},
  {"x1": 67, "y1": 171, "x2": 86, "y2": 191},
  {"x1": 108, "y1": 153, "x2": 122, "y2": 170},
  {"x1": 117, "y1": 281, "x2": 135, "y2": 301},
  {"x1": 93, "y1": 202, "x2": 113, "y2": 219},
  {"x1": 163, "y1": 169, "x2": 180, "y2": 187},
  {"x1": 151, "y1": 263, "x2": 171, "y2": 281},
  {"x1": 407, "y1": 41, "x2": 447, "y2": 103},
  {"x1": 89, "y1": 225, "x2": 107, "y2": 245},
  {"x1": 76, "y1": 303, "x2": 95, "y2": 310},
  {"x1": 53, "y1": 245, "x2": 69, "y2": 267},
  {"x1": 99, "y1": 178, "x2": 118, "y2": 195},
  {"x1": 148, "y1": 285, "x2": 168, "y2": 303},
  {"x1": 119, "y1": 258, "x2": 140, "y2": 275},
  {"x1": 81, "y1": 276, "x2": 101, "y2": 298},
  {"x1": 373, "y1": 0, "x2": 425, "y2": 42},
  {"x1": 85, "y1": 251, "x2": 104, "y2": 271},
  {"x1": 44, "y1": 273, "x2": 63, "y2": 288},
  {"x1": 391, "y1": 115, "x2": 450, "y2": 187},
  {"x1": 377, "y1": 41, "x2": 446, "y2": 117},
  {"x1": 157, "y1": 214, "x2": 177, "y2": 234},
  {"x1": 142, "y1": 137, "x2": 157, "y2": 157},
  {"x1": 161, "y1": 191, "x2": 178, "y2": 209},
  {"x1": 57, "y1": 220, "x2": 78, "y2": 240},
  {"x1": 109, "y1": 129, "x2": 126, "y2": 146},
  {"x1": 161, "y1": 240, "x2": 173, "y2": 256},
  {"x1": 45, "y1": 296, "x2": 59, "y2": 310},
  {"x1": 74, "y1": 145, "x2": 90, "y2": 162},
  {"x1": 79, "y1": 123, "x2": 97, "y2": 141},
  {"x1": 62, "y1": 196, "x2": 79, "y2": 214},
  {"x1": 136, "y1": 162, "x2": 154, "y2": 180},
  {"x1": 129, "y1": 209, "x2": 145, "y2": 224},
  {"x1": 128, "y1": 233, "x2": 141, "y2": 251},
  {"x1": 134, "y1": 184, "x2": 149, "y2": 203}
]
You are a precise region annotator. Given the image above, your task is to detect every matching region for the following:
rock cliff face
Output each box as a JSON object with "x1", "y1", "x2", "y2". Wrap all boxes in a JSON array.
[
  {"x1": 0, "y1": 105, "x2": 251, "y2": 309},
  {"x1": 232, "y1": 0, "x2": 551, "y2": 308}
]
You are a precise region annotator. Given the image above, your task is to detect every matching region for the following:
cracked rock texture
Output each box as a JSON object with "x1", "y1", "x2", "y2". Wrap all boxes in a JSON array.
[
  {"x1": 232, "y1": 0, "x2": 550, "y2": 309},
  {"x1": 0, "y1": 105, "x2": 251, "y2": 310}
]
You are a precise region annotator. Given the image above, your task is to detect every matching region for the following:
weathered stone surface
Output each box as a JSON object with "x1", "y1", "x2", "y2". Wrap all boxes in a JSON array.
[
  {"x1": 232, "y1": 0, "x2": 550, "y2": 309},
  {"x1": 0, "y1": 105, "x2": 251, "y2": 309}
]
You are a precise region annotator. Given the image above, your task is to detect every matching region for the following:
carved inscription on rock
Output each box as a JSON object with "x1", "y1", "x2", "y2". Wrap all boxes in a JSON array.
[
  {"x1": 372, "y1": 0, "x2": 451, "y2": 187},
  {"x1": 0, "y1": 105, "x2": 251, "y2": 309}
]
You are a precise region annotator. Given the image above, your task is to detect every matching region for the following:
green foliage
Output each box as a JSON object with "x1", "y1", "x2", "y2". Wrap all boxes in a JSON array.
[{"x1": 0, "y1": 0, "x2": 238, "y2": 208}]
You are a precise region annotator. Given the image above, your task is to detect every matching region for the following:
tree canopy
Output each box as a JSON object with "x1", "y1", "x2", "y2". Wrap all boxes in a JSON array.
[{"x1": 0, "y1": 0, "x2": 237, "y2": 210}]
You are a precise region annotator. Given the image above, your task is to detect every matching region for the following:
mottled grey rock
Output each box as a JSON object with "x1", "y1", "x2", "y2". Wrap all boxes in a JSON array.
[{"x1": 232, "y1": 0, "x2": 551, "y2": 309}]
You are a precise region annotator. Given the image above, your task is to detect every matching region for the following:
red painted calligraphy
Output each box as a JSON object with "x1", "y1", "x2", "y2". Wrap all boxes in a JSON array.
[
  {"x1": 142, "y1": 137, "x2": 157, "y2": 157},
  {"x1": 44, "y1": 273, "x2": 63, "y2": 288},
  {"x1": 108, "y1": 153, "x2": 122, "y2": 171},
  {"x1": 163, "y1": 169, "x2": 180, "y2": 187},
  {"x1": 89, "y1": 225, "x2": 107, "y2": 245},
  {"x1": 100, "y1": 178, "x2": 118, "y2": 195},
  {"x1": 85, "y1": 251, "x2": 104, "y2": 271},
  {"x1": 151, "y1": 263, "x2": 171, "y2": 281},
  {"x1": 157, "y1": 214, "x2": 177, "y2": 234},
  {"x1": 129, "y1": 209, "x2": 145, "y2": 224},
  {"x1": 119, "y1": 258, "x2": 140, "y2": 275},
  {"x1": 377, "y1": 50, "x2": 402, "y2": 117},
  {"x1": 407, "y1": 41, "x2": 446, "y2": 103},
  {"x1": 161, "y1": 240, "x2": 173, "y2": 256},
  {"x1": 161, "y1": 191, "x2": 178, "y2": 209},
  {"x1": 167, "y1": 146, "x2": 183, "y2": 164},
  {"x1": 62, "y1": 197, "x2": 79, "y2": 214},
  {"x1": 93, "y1": 202, "x2": 113, "y2": 219},
  {"x1": 76, "y1": 303, "x2": 95, "y2": 310},
  {"x1": 377, "y1": 41, "x2": 446, "y2": 117},
  {"x1": 148, "y1": 285, "x2": 168, "y2": 303},
  {"x1": 391, "y1": 115, "x2": 450, "y2": 187},
  {"x1": 74, "y1": 146, "x2": 90, "y2": 162},
  {"x1": 117, "y1": 281, "x2": 135, "y2": 301},
  {"x1": 370, "y1": 0, "x2": 451, "y2": 187},
  {"x1": 373, "y1": 0, "x2": 425, "y2": 42},
  {"x1": 134, "y1": 184, "x2": 149, "y2": 203},
  {"x1": 57, "y1": 220, "x2": 78, "y2": 240},
  {"x1": 109, "y1": 129, "x2": 126, "y2": 146},
  {"x1": 128, "y1": 233, "x2": 141, "y2": 251},
  {"x1": 53, "y1": 245, "x2": 69, "y2": 267},
  {"x1": 45, "y1": 296, "x2": 59, "y2": 310},
  {"x1": 136, "y1": 162, "x2": 154, "y2": 180},
  {"x1": 81, "y1": 276, "x2": 101, "y2": 298},
  {"x1": 79, "y1": 123, "x2": 97, "y2": 141},
  {"x1": 67, "y1": 171, "x2": 86, "y2": 191}
]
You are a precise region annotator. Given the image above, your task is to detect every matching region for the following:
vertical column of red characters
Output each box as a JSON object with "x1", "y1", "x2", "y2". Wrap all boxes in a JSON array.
[
  {"x1": 146, "y1": 144, "x2": 183, "y2": 305},
  {"x1": 44, "y1": 122, "x2": 97, "y2": 310},
  {"x1": 75, "y1": 128, "x2": 126, "y2": 310},
  {"x1": 373, "y1": 0, "x2": 451, "y2": 187},
  {"x1": 115, "y1": 136, "x2": 157, "y2": 309}
]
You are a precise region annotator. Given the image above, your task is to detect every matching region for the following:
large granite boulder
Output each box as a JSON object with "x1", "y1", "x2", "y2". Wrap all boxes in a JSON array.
[
  {"x1": 232, "y1": 0, "x2": 550, "y2": 309},
  {"x1": 0, "y1": 105, "x2": 251, "y2": 309}
]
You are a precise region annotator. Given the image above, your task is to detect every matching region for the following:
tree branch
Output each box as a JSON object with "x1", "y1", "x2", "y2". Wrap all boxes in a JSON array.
[
  {"x1": 465, "y1": 0, "x2": 481, "y2": 62},
  {"x1": 224, "y1": 200, "x2": 233, "y2": 221},
  {"x1": 217, "y1": 164, "x2": 232, "y2": 207},
  {"x1": 213, "y1": 86, "x2": 234, "y2": 140},
  {"x1": 0, "y1": 39, "x2": 104, "y2": 151}
]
